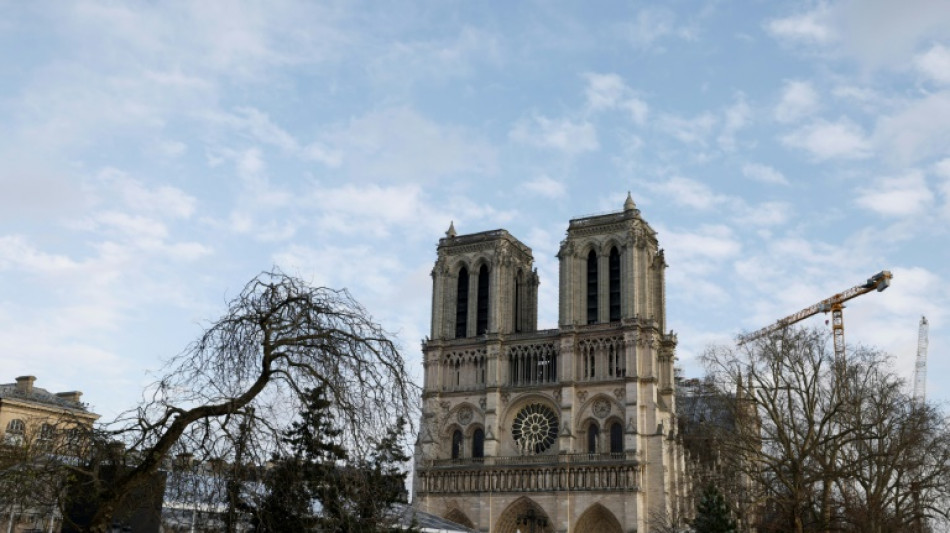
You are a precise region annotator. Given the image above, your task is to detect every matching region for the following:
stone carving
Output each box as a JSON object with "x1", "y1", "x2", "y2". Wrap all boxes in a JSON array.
[
  {"x1": 577, "y1": 391, "x2": 588, "y2": 402},
  {"x1": 554, "y1": 388, "x2": 562, "y2": 402},
  {"x1": 457, "y1": 406, "x2": 473, "y2": 425},
  {"x1": 592, "y1": 398, "x2": 611, "y2": 418},
  {"x1": 439, "y1": 401, "x2": 451, "y2": 411},
  {"x1": 614, "y1": 388, "x2": 625, "y2": 400},
  {"x1": 500, "y1": 392, "x2": 510, "y2": 404},
  {"x1": 479, "y1": 398, "x2": 487, "y2": 410}
]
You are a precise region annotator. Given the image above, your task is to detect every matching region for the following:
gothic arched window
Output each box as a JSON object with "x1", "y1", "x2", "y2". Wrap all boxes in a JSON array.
[
  {"x1": 472, "y1": 428, "x2": 485, "y2": 459},
  {"x1": 451, "y1": 429, "x2": 463, "y2": 460},
  {"x1": 514, "y1": 269, "x2": 523, "y2": 333},
  {"x1": 610, "y1": 421, "x2": 623, "y2": 454},
  {"x1": 476, "y1": 265, "x2": 490, "y2": 335},
  {"x1": 587, "y1": 423, "x2": 599, "y2": 454},
  {"x1": 587, "y1": 250, "x2": 598, "y2": 324},
  {"x1": 609, "y1": 246, "x2": 621, "y2": 322},
  {"x1": 455, "y1": 268, "x2": 469, "y2": 338}
]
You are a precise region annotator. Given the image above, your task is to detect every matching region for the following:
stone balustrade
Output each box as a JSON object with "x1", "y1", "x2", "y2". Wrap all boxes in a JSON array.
[{"x1": 416, "y1": 453, "x2": 641, "y2": 494}]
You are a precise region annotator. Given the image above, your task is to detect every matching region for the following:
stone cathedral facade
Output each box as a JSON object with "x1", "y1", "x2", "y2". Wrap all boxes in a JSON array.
[{"x1": 413, "y1": 195, "x2": 687, "y2": 533}]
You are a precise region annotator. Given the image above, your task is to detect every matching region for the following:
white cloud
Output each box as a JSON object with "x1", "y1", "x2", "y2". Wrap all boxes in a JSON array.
[
  {"x1": 660, "y1": 224, "x2": 742, "y2": 275},
  {"x1": 742, "y1": 163, "x2": 789, "y2": 186},
  {"x1": 622, "y1": 7, "x2": 691, "y2": 49},
  {"x1": 583, "y1": 73, "x2": 649, "y2": 124},
  {"x1": 781, "y1": 117, "x2": 871, "y2": 160},
  {"x1": 0, "y1": 236, "x2": 79, "y2": 273},
  {"x1": 855, "y1": 171, "x2": 933, "y2": 217},
  {"x1": 156, "y1": 140, "x2": 187, "y2": 158},
  {"x1": 734, "y1": 201, "x2": 792, "y2": 227},
  {"x1": 765, "y1": 5, "x2": 836, "y2": 45},
  {"x1": 874, "y1": 91, "x2": 950, "y2": 164},
  {"x1": 522, "y1": 175, "x2": 567, "y2": 199},
  {"x1": 98, "y1": 169, "x2": 197, "y2": 219},
  {"x1": 368, "y1": 26, "x2": 504, "y2": 85},
  {"x1": 509, "y1": 115, "x2": 599, "y2": 155},
  {"x1": 647, "y1": 176, "x2": 728, "y2": 211},
  {"x1": 718, "y1": 95, "x2": 752, "y2": 151},
  {"x1": 775, "y1": 80, "x2": 819, "y2": 123},
  {"x1": 92, "y1": 211, "x2": 169, "y2": 243},
  {"x1": 656, "y1": 112, "x2": 717, "y2": 146},
  {"x1": 766, "y1": 1, "x2": 950, "y2": 69},
  {"x1": 914, "y1": 44, "x2": 950, "y2": 85},
  {"x1": 324, "y1": 107, "x2": 497, "y2": 182}
]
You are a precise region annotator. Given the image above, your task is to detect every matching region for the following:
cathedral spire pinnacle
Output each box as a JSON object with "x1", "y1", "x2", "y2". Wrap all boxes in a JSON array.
[
  {"x1": 446, "y1": 220, "x2": 457, "y2": 238},
  {"x1": 624, "y1": 191, "x2": 636, "y2": 212}
]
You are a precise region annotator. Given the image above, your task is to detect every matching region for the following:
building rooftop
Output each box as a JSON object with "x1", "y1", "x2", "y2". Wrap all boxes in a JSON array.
[{"x1": 0, "y1": 376, "x2": 93, "y2": 413}]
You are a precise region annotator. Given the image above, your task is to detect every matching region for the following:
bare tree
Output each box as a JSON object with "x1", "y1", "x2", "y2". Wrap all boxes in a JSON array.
[
  {"x1": 699, "y1": 328, "x2": 950, "y2": 533},
  {"x1": 50, "y1": 270, "x2": 417, "y2": 532}
]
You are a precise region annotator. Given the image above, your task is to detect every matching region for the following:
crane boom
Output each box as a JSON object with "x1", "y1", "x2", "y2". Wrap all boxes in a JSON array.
[{"x1": 737, "y1": 271, "x2": 892, "y2": 359}]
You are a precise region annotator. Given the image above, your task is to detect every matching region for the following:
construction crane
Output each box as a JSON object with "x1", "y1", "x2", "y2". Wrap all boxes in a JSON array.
[
  {"x1": 914, "y1": 316, "x2": 929, "y2": 402},
  {"x1": 737, "y1": 270, "x2": 893, "y2": 361}
]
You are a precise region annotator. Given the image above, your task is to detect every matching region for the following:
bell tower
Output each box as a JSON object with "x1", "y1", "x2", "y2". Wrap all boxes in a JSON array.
[
  {"x1": 558, "y1": 192, "x2": 667, "y2": 330},
  {"x1": 429, "y1": 225, "x2": 539, "y2": 341}
]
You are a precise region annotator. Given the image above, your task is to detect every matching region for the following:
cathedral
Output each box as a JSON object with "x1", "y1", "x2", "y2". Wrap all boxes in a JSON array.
[{"x1": 413, "y1": 194, "x2": 687, "y2": 533}]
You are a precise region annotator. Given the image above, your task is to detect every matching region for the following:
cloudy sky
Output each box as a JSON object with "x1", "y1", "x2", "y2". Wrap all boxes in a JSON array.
[{"x1": 2, "y1": 0, "x2": 949, "y2": 419}]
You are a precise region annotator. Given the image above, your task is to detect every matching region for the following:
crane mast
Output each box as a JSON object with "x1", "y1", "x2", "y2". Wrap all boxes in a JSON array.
[
  {"x1": 737, "y1": 270, "x2": 892, "y2": 361},
  {"x1": 914, "y1": 316, "x2": 929, "y2": 402}
]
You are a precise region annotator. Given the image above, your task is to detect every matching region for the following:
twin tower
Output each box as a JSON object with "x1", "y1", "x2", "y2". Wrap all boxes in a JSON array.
[{"x1": 414, "y1": 194, "x2": 685, "y2": 533}]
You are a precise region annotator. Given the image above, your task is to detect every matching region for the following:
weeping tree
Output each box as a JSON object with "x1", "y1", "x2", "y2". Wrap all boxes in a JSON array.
[{"x1": 57, "y1": 271, "x2": 417, "y2": 532}]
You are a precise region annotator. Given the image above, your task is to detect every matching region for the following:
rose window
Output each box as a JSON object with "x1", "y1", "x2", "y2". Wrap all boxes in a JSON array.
[{"x1": 512, "y1": 403, "x2": 559, "y2": 454}]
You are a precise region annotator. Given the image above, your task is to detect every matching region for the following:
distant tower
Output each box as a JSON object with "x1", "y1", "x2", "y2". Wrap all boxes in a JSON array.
[{"x1": 914, "y1": 316, "x2": 929, "y2": 402}]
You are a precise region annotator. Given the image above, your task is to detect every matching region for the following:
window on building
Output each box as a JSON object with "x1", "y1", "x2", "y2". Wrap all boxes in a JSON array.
[
  {"x1": 587, "y1": 423, "x2": 599, "y2": 454},
  {"x1": 455, "y1": 268, "x2": 469, "y2": 338},
  {"x1": 476, "y1": 265, "x2": 490, "y2": 335},
  {"x1": 451, "y1": 429, "x2": 463, "y2": 460},
  {"x1": 5, "y1": 419, "x2": 25, "y2": 446},
  {"x1": 36, "y1": 423, "x2": 56, "y2": 451},
  {"x1": 65, "y1": 427, "x2": 83, "y2": 451},
  {"x1": 587, "y1": 250, "x2": 598, "y2": 324},
  {"x1": 514, "y1": 270, "x2": 523, "y2": 333},
  {"x1": 472, "y1": 428, "x2": 484, "y2": 459},
  {"x1": 609, "y1": 247, "x2": 621, "y2": 321},
  {"x1": 610, "y1": 421, "x2": 623, "y2": 454}
]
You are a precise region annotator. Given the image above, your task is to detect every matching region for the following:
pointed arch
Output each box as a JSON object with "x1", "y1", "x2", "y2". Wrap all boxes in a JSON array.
[
  {"x1": 574, "y1": 503, "x2": 623, "y2": 533},
  {"x1": 444, "y1": 508, "x2": 476, "y2": 529},
  {"x1": 455, "y1": 266, "x2": 469, "y2": 338},
  {"x1": 609, "y1": 246, "x2": 621, "y2": 321},
  {"x1": 472, "y1": 427, "x2": 485, "y2": 459},
  {"x1": 514, "y1": 268, "x2": 524, "y2": 333},
  {"x1": 451, "y1": 429, "x2": 463, "y2": 460},
  {"x1": 476, "y1": 264, "x2": 490, "y2": 334},
  {"x1": 609, "y1": 419, "x2": 624, "y2": 454},
  {"x1": 586, "y1": 422, "x2": 600, "y2": 454},
  {"x1": 586, "y1": 250, "x2": 598, "y2": 324},
  {"x1": 495, "y1": 497, "x2": 555, "y2": 533}
]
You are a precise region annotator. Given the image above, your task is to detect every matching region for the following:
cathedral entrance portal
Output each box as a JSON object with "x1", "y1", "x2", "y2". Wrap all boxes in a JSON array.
[
  {"x1": 574, "y1": 503, "x2": 623, "y2": 533},
  {"x1": 495, "y1": 497, "x2": 555, "y2": 533}
]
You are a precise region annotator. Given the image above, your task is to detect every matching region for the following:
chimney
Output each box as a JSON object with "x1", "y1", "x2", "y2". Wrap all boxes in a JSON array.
[
  {"x1": 56, "y1": 391, "x2": 83, "y2": 405},
  {"x1": 15, "y1": 375, "x2": 36, "y2": 394}
]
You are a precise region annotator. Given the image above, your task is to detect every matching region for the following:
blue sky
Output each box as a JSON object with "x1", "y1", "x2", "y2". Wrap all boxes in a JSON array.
[{"x1": 2, "y1": 0, "x2": 949, "y2": 419}]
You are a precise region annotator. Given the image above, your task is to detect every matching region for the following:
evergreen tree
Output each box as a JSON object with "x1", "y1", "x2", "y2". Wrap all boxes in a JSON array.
[
  {"x1": 692, "y1": 484, "x2": 737, "y2": 533},
  {"x1": 249, "y1": 386, "x2": 415, "y2": 532}
]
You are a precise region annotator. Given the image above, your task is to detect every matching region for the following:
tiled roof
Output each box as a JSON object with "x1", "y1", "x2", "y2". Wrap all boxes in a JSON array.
[{"x1": 0, "y1": 383, "x2": 89, "y2": 411}]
